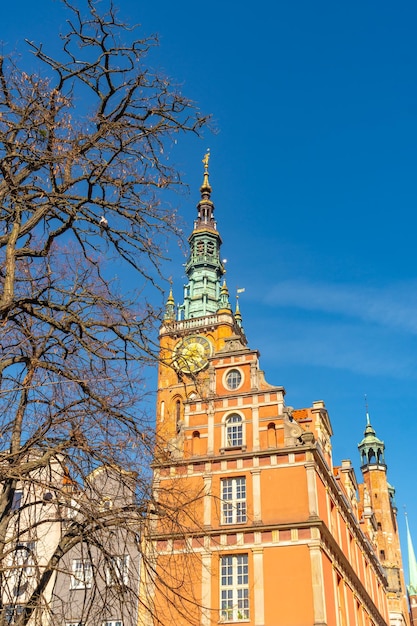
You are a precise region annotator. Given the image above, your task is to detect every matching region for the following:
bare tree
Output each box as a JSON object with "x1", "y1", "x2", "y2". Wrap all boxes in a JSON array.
[{"x1": 0, "y1": 1, "x2": 207, "y2": 624}]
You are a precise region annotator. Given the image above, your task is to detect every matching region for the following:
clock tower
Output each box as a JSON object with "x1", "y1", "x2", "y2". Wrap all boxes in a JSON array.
[{"x1": 156, "y1": 152, "x2": 246, "y2": 452}]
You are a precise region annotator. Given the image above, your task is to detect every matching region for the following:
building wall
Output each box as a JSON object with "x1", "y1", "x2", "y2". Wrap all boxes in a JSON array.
[
  {"x1": 149, "y1": 328, "x2": 394, "y2": 626},
  {"x1": 1, "y1": 459, "x2": 64, "y2": 625},
  {"x1": 148, "y1": 162, "x2": 411, "y2": 626},
  {"x1": 51, "y1": 466, "x2": 141, "y2": 626}
]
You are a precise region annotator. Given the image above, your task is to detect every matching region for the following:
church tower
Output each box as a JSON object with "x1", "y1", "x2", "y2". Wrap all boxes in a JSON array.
[
  {"x1": 146, "y1": 155, "x2": 407, "y2": 626},
  {"x1": 358, "y1": 412, "x2": 410, "y2": 625},
  {"x1": 156, "y1": 152, "x2": 246, "y2": 452}
]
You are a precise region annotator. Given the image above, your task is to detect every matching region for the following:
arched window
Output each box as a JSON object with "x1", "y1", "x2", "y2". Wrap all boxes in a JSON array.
[
  {"x1": 192, "y1": 431, "x2": 201, "y2": 456},
  {"x1": 267, "y1": 422, "x2": 277, "y2": 448},
  {"x1": 225, "y1": 414, "x2": 243, "y2": 448},
  {"x1": 368, "y1": 448, "x2": 376, "y2": 464}
]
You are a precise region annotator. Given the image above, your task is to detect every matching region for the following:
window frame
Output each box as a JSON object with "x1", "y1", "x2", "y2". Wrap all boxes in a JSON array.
[
  {"x1": 70, "y1": 558, "x2": 93, "y2": 590},
  {"x1": 220, "y1": 554, "x2": 249, "y2": 622},
  {"x1": 11, "y1": 491, "x2": 23, "y2": 511},
  {"x1": 5, "y1": 605, "x2": 24, "y2": 625},
  {"x1": 221, "y1": 477, "x2": 247, "y2": 525},
  {"x1": 225, "y1": 414, "x2": 244, "y2": 449},
  {"x1": 7, "y1": 541, "x2": 36, "y2": 597},
  {"x1": 224, "y1": 369, "x2": 243, "y2": 391},
  {"x1": 105, "y1": 555, "x2": 129, "y2": 586}
]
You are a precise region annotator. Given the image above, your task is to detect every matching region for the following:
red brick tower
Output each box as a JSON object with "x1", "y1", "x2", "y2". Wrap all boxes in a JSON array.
[{"x1": 358, "y1": 413, "x2": 410, "y2": 625}]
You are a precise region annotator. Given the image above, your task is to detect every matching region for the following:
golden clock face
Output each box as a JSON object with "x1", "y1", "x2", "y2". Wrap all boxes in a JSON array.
[{"x1": 173, "y1": 335, "x2": 213, "y2": 374}]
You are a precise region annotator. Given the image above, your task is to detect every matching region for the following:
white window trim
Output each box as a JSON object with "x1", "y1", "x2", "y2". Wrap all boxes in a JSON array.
[
  {"x1": 70, "y1": 559, "x2": 92, "y2": 590},
  {"x1": 221, "y1": 477, "x2": 247, "y2": 525},
  {"x1": 223, "y1": 412, "x2": 245, "y2": 450},
  {"x1": 6, "y1": 541, "x2": 36, "y2": 597},
  {"x1": 223, "y1": 368, "x2": 244, "y2": 391},
  {"x1": 220, "y1": 554, "x2": 249, "y2": 622},
  {"x1": 105, "y1": 555, "x2": 129, "y2": 586}
]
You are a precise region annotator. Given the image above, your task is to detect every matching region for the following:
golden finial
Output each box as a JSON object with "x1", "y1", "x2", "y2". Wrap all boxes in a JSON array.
[
  {"x1": 166, "y1": 285, "x2": 175, "y2": 305},
  {"x1": 164, "y1": 280, "x2": 176, "y2": 321},
  {"x1": 220, "y1": 279, "x2": 229, "y2": 295},
  {"x1": 201, "y1": 149, "x2": 211, "y2": 192},
  {"x1": 202, "y1": 149, "x2": 210, "y2": 171}
]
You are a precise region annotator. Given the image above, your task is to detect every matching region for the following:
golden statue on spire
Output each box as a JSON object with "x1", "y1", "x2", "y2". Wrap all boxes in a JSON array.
[{"x1": 202, "y1": 149, "x2": 210, "y2": 172}]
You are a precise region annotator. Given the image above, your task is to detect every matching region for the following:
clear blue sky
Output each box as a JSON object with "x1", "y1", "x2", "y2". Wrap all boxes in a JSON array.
[{"x1": 4, "y1": 0, "x2": 417, "y2": 572}]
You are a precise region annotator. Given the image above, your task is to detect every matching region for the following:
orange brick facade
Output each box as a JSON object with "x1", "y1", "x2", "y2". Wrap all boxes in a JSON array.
[{"x1": 141, "y1": 158, "x2": 411, "y2": 626}]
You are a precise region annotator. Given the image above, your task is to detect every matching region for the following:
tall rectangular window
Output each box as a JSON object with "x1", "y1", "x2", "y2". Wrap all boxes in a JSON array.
[
  {"x1": 220, "y1": 554, "x2": 249, "y2": 622},
  {"x1": 6, "y1": 541, "x2": 36, "y2": 598},
  {"x1": 70, "y1": 559, "x2": 92, "y2": 590},
  {"x1": 11, "y1": 491, "x2": 23, "y2": 511},
  {"x1": 106, "y1": 555, "x2": 129, "y2": 586},
  {"x1": 221, "y1": 478, "x2": 247, "y2": 524},
  {"x1": 225, "y1": 415, "x2": 243, "y2": 448},
  {"x1": 12, "y1": 541, "x2": 35, "y2": 572}
]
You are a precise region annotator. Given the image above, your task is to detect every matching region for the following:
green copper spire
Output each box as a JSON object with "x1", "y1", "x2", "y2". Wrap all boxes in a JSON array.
[
  {"x1": 358, "y1": 409, "x2": 386, "y2": 469},
  {"x1": 218, "y1": 279, "x2": 232, "y2": 312},
  {"x1": 164, "y1": 286, "x2": 176, "y2": 321},
  {"x1": 178, "y1": 151, "x2": 226, "y2": 320},
  {"x1": 235, "y1": 296, "x2": 242, "y2": 327},
  {"x1": 406, "y1": 513, "x2": 417, "y2": 596}
]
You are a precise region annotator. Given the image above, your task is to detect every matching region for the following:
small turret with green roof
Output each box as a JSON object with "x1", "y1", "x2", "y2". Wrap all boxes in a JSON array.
[
  {"x1": 163, "y1": 286, "x2": 176, "y2": 321},
  {"x1": 358, "y1": 410, "x2": 386, "y2": 469}
]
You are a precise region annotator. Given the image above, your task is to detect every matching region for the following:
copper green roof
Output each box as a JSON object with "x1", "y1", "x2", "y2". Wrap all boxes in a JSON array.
[{"x1": 358, "y1": 412, "x2": 386, "y2": 468}]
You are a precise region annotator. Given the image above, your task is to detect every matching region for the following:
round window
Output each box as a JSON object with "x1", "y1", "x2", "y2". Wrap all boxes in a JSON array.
[{"x1": 225, "y1": 369, "x2": 242, "y2": 390}]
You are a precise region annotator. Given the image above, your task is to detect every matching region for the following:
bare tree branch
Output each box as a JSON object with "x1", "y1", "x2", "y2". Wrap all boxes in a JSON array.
[{"x1": 0, "y1": 1, "x2": 208, "y2": 625}]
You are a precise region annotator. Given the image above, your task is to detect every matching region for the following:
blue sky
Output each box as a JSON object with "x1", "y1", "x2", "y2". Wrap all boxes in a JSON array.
[{"x1": 3, "y1": 0, "x2": 417, "y2": 572}]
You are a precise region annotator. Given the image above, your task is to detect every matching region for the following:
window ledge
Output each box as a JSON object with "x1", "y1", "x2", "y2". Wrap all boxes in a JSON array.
[{"x1": 220, "y1": 445, "x2": 246, "y2": 455}]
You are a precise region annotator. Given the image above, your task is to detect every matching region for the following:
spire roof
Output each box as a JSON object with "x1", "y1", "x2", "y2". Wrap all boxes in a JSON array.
[
  {"x1": 200, "y1": 150, "x2": 212, "y2": 195},
  {"x1": 193, "y1": 150, "x2": 217, "y2": 232},
  {"x1": 360, "y1": 412, "x2": 384, "y2": 446},
  {"x1": 177, "y1": 152, "x2": 225, "y2": 320},
  {"x1": 235, "y1": 297, "x2": 242, "y2": 327},
  {"x1": 173, "y1": 152, "x2": 245, "y2": 333},
  {"x1": 218, "y1": 279, "x2": 232, "y2": 312},
  {"x1": 406, "y1": 513, "x2": 417, "y2": 596},
  {"x1": 163, "y1": 285, "x2": 176, "y2": 321}
]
